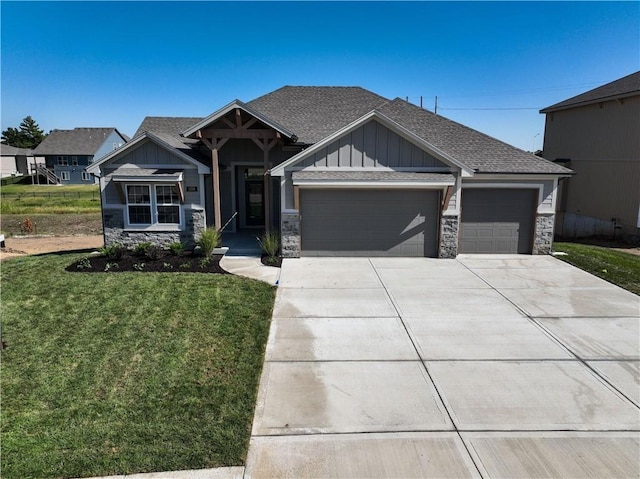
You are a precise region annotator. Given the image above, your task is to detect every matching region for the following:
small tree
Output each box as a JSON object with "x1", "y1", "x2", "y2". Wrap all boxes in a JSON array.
[{"x1": 1, "y1": 116, "x2": 47, "y2": 149}]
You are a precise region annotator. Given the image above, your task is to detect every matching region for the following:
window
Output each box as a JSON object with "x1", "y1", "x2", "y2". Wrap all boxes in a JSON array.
[
  {"x1": 81, "y1": 171, "x2": 91, "y2": 181},
  {"x1": 71, "y1": 156, "x2": 78, "y2": 166},
  {"x1": 125, "y1": 184, "x2": 181, "y2": 227},
  {"x1": 57, "y1": 156, "x2": 69, "y2": 166},
  {"x1": 155, "y1": 185, "x2": 180, "y2": 224},
  {"x1": 60, "y1": 171, "x2": 70, "y2": 181},
  {"x1": 127, "y1": 185, "x2": 152, "y2": 224}
]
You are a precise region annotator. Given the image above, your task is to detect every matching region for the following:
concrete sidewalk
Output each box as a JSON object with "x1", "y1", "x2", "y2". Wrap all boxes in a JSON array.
[{"x1": 246, "y1": 255, "x2": 640, "y2": 478}]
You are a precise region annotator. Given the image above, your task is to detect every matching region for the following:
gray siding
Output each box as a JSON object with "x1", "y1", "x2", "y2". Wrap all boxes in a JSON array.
[
  {"x1": 112, "y1": 140, "x2": 185, "y2": 166},
  {"x1": 299, "y1": 120, "x2": 448, "y2": 169}
]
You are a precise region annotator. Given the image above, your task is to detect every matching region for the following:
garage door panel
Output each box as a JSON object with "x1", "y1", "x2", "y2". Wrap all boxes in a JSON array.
[
  {"x1": 300, "y1": 189, "x2": 439, "y2": 257},
  {"x1": 460, "y1": 189, "x2": 536, "y2": 254}
]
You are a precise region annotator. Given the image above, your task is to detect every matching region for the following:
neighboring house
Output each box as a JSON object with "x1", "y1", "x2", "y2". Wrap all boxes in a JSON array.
[
  {"x1": 87, "y1": 86, "x2": 572, "y2": 257},
  {"x1": 0, "y1": 144, "x2": 38, "y2": 178},
  {"x1": 33, "y1": 128, "x2": 129, "y2": 184},
  {"x1": 540, "y1": 71, "x2": 640, "y2": 240}
]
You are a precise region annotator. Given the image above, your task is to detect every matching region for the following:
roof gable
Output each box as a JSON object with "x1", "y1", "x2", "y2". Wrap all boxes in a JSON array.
[
  {"x1": 541, "y1": 71, "x2": 640, "y2": 113},
  {"x1": 86, "y1": 132, "x2": 210, "y2": 176},
  {"x1": 33, "y1": 128, "x2": 127, "y2": 156},
  {"x1": 181, "y1": 100, "x2": 297, "y2": 140},
  {"x1": 271, "y1": 110, "x2": 473, "y2": 177}
]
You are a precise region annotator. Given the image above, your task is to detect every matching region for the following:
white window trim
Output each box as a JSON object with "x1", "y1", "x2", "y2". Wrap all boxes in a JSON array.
[
  {"x1": 60, "y1": 171, "x2": 70, "y2": 181},
  {"x1": 81, "y1": 171, "x2": 91, "y2": 181},
  {"x1": 124, "y1": 183, "x2": 183, "y2": 230}
]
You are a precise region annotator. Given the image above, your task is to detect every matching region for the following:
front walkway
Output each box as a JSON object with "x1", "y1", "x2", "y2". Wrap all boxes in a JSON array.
[{"x1": 246, "y1": 255, "x2": 640, "y2": 478}]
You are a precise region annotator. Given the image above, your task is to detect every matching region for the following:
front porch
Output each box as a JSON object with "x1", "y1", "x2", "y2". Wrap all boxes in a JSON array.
[{"x1": 222, "y1": 229, "x2": 263, "y2": 256}]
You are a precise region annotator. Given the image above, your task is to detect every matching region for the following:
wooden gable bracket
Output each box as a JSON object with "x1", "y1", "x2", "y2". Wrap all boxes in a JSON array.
[
  {"x1": 176, "y1": 181, "x2": 185, "y2": 205},
  {"x1": 441, "y1": 185, "x2": 454, "y2": 211}
]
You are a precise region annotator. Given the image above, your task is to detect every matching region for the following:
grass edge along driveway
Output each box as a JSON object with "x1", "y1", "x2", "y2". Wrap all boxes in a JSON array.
[
  {"x1": 1, "y1": 253, "x2": 276, "y2": 479},
  {"x1": 554, "y1": 242, "x2": 640, "y2": 295}
]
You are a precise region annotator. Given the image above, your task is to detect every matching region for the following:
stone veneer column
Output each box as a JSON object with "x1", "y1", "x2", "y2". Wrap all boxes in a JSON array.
[
  {"x1": 533, "y1": 213, "x2": 554, "y2": 255},
  {"x1": 281, "y1": 211, "x2": 301, "y2": 258},
  {"x1": 438, "y1": 215, "x2": 459, "y2": 258}
]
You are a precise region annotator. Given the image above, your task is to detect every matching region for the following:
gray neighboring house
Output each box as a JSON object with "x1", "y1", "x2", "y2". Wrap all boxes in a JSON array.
[
  {"x1": 0, "y1": 144, "x2": 38, "y2": 178},
  {"x1": 33, "y1": 128, "x2": 129, "y2": 184},
  {"x1": 88, "y1": 86, "x2": 572, "y2": 257},
  {"x1": 541, "y1": 71, "x2": 640, "y2": 240}
]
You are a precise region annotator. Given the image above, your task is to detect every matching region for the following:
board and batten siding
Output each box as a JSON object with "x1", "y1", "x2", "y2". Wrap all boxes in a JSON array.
[
  {"x1": 298, "y1": 120, "x2": 449, "y2": 170},
  {"x1": 111, "y1": 141, "x2": 185, "y2": 166}
]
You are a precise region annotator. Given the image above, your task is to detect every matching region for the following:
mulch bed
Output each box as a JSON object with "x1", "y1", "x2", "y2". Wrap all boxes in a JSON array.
[
  {"x1": 66, "y1": 250, "x2": 228, "y2": 274},
  {"x1": 260, "y1": 254, "x2": 282, "y2": 268}
]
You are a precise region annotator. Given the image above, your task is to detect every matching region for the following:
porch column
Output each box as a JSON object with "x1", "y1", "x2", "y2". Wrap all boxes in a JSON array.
[
  {"x1": 198, "y1": 133, "x2": 228, "y2": 230},
  {"x1": 211, "y1": 146, "x2": 221, "y2": 229},
  {"x1": 253, "y1": 137, "x2": 279, "y2": 233}
]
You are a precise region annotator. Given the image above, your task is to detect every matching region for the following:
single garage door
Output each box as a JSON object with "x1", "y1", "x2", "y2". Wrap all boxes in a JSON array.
[
  {"x1": 459, "y1": 188, "x2": 536, "y2": 254},
  {"x1": 300, "y1": 189, "x2": 440, "y2": 257}
]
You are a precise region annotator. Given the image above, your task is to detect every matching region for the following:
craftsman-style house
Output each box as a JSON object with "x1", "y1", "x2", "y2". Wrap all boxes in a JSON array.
[{"x1": 88, "y1": 86, "x2": 572, "y2": 257}]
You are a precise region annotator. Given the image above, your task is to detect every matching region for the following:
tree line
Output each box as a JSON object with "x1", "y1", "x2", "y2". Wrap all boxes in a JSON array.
[{"x1": 1, "y1": 116, "x2": 47, "y2": 149}]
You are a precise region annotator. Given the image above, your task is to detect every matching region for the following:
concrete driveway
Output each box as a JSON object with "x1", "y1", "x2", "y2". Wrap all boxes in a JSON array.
[{"x1": 246, "y1": 255, "x2": 640, "y2": 478}]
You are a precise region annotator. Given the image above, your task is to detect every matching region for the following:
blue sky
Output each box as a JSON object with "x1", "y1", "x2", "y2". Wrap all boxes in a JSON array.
[{"x1": 2, "y1": 1, "x2": 638, "y2": 151}]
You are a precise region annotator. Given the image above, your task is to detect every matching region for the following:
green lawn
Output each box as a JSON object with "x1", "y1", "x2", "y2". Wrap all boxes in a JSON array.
[
  {"x1": 1, "y1": 184, "x2": 101, "y2": 214},
  {"x1": 554, "y1": 242, "x2": 640, "y2": 295},
  {"x1": 1, "y1": 253, "x2": 276, "y2": 478}
]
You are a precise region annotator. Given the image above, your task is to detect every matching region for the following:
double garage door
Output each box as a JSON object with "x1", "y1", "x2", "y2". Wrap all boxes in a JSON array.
[
  {"x1": 300, "y1": 189, "x2": 440, "y2": 257},
  {"x1": 459, "y1": 189, "x2": 537, "y2": 254}
]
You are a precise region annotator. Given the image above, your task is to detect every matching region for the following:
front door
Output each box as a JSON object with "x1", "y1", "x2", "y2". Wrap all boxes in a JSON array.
[{"x1": 245, "y1": 179, "x2": 264, "y2": 226}]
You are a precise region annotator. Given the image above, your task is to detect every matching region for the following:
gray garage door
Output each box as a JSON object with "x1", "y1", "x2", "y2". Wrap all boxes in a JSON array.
[
  {"x1": 459, "y1": 189, "x2": 536, "y2": 254},
  {"x1": 300, "y1": 189, "x2": 440, "y2": 257}
]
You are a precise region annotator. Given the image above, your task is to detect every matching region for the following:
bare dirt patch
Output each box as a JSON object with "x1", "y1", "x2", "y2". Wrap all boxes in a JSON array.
[
  {"x1": 0, "y1": 235, "x2": 103, "y2": 261},
  {"x1": 0, "y1": 213, "x2": 102, "y2": 237}
]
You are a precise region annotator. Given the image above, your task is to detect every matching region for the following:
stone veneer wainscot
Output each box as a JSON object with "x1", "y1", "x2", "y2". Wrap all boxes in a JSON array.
[{"x1": 102, "y1": 208, "x2": 206, "y2": 249}]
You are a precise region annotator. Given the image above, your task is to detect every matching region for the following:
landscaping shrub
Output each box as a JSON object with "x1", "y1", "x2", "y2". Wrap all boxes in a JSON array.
[
  {"x1": 99, "y1": 243, "x2": 124, "y2": 261},
  {"x1": 197, "y1": 228, "x2": 221, "y2": 257},
  {"x1": 168, "y1": 242, "x2": 184, "y2": 256},
  {"x1": 258, "y1": 231, "x2": 280, "y2": 258},
  {"x1": 134, "y1": 242, "x2": 153, "y2": 257}
]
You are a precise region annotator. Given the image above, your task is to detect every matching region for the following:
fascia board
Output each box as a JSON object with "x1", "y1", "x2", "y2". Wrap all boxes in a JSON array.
[
  {"x1": 271, "y1": 110, "x2": 474, "y2": 177},
  {"x1": 180, "y1": 100, "x2": 297, "y2": 140},
  {"x1": 292, "y1": 180, "x2": 455, "y2": 189}
]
